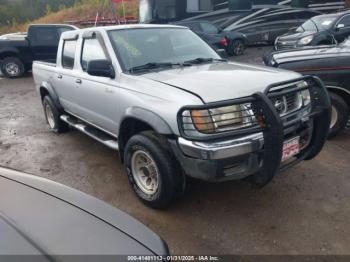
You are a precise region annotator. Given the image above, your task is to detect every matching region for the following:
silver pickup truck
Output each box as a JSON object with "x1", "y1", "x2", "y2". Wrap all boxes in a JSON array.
[{"x1": 33, "y1": 24, "x2": 331, "y2": 209}]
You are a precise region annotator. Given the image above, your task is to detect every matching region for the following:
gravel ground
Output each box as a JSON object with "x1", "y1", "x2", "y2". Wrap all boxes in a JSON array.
[{"x1": 0, "y1": 46, "x2": 350, "y2": 255}]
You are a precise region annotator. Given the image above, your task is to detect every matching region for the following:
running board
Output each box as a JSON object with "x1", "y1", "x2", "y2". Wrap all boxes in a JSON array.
[{"x1": 60, "y1": 115, "x2": 119, "y2": 151}]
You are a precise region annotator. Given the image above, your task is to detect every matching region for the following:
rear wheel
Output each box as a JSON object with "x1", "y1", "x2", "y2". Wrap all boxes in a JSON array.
[
  {"x1": 124, "y1": 131, "x2": 185, "y2": 209},
  {"x1": 229, "y1": 39, "x2": 245, "y2": 56},
  {"x1": 328, "y1": 92, "x2": 349, "y2": 138},
  {"x1": 1, "y1": 57, "x2": 25, "y2": 78},
  {"x1": 42, "y1": 96, "x2": 69, "y2": 133}
]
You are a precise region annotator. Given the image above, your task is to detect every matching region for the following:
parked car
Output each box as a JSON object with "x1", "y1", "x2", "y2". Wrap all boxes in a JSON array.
[
  {"x1": 275, "y1": 11, "x2": 350, "y2": 50},
  {"x1": 183, "y1": 5, "x2": 322, "y2": 45},
  {"x1": 0, "y1": 166, "x2": 169, "y2": 257},
  {"x1": 174, "y1": 20, "x2": 247, "y2": 56},
  {"x1": 33, "y1": 24, "x2": 331, "y2": 208},
  {"x1": 0, "y1": 24, "x2": 77, "y2": 78},
  {"x1": 265, "y1": 39, "x2": 350, "y2": 137}
]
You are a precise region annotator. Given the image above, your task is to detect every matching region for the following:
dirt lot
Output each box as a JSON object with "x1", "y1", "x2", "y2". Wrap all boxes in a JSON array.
[{"x1": 1, "y1": 47, "x2": 350, "y2": 255}]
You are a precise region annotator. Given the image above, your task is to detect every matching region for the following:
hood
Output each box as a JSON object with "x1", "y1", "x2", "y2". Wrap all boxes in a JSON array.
[
  {"x1": 141, "y1": 62, "x2": 300, "y2": 103},
  {"x1": 271, "y1": 44, "x2": 345, "y2": 65},
  {"x1": 278, "y1": 31, "x2": 316, "y2": 42}
]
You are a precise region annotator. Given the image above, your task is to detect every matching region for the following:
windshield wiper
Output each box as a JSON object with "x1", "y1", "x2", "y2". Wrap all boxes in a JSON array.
[
  {"x1": 184, "y1": 57, "x2": 227, "y2": 65},
  {"x1": 128, "y1": 62, "x2": 190, "y2": 73}
]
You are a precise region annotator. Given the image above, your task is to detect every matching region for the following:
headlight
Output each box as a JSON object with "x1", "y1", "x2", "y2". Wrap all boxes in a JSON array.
[
  {"x1": 298, "y1": 35, "x2": 314, "y2": 46},
  {"x1": 187, "y1": 104, "x2": 255, "y2": 135},
  {"x1": 297, "y1": 81, "x2": 311, "y2": 106}
]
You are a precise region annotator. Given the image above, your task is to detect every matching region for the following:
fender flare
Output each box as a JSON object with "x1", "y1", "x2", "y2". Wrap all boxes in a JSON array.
[
  {"x1": 39, "y1": 82, "x2": 63, "y2": 111},
  {"x1": 0, "y1": 48, "x2": 21, "y2": 60},
  {"x1": 121, "y1": 107, "x2": 174, "y2": 135}
]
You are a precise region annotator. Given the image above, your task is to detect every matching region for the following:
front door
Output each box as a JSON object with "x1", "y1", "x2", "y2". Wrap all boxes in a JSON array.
[
  {"x1": 29, "y1": 26, "x2": 60, "y2": 62},
  {"x1": 73, "y1": 33, "x2": 119, "y2": 133},
  {"x1": 334, "y1": 15, "x2": 350, "y2": 44}
]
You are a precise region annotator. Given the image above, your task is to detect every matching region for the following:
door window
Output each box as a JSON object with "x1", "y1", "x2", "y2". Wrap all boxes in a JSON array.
[
  {"x1": 62, "y1": 40, "x2": 77, "y2": 69},
  {"x1": 81, "y1": 38, "x2": 108, "y2": 72}
]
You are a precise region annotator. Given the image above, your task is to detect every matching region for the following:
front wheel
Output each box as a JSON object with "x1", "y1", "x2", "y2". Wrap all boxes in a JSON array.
[
  {"x1": 328, "y1": 92, "x2": 349, "y2": 138},
  {"x1": 1, "y1": 57, "x2": 25, "y2": 78},
  {"x1": 229, "y1": 39, "x2": 245, "y2": 56},
  {"x1": 124, "y1": 131, "x2": 185, "y2": 209}
]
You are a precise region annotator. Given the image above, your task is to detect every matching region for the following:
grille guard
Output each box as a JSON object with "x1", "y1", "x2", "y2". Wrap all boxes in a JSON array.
[{"x1": 177, "y1": 76, "x2": 331, "y2": 186}]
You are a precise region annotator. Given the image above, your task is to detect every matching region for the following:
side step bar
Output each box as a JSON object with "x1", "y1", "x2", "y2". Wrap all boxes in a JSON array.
[{"x1": 60, "y1": 115, "x2": 119, "y2": 151}]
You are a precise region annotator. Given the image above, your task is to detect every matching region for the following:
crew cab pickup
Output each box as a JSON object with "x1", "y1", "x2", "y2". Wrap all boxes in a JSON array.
[
  {"x1": 33, "y1": 25, "x2": 331, "y2": 209},
  {"x1": 0, "y1": 24, "x2": 77, "y2": 78}
]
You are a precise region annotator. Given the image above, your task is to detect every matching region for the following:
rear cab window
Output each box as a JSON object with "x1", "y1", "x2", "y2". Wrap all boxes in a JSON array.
[{"x1": 62, "y1": 40, "x2": 77, "y2": 69}]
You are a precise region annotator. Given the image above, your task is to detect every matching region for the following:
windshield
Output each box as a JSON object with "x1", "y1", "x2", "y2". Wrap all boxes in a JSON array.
[
  {"x1": 108, "y1": 28, "x2": 221, "y2": 72},
  {"x1": 296, "y1": 16, "x2": 337, "y2": 32}
]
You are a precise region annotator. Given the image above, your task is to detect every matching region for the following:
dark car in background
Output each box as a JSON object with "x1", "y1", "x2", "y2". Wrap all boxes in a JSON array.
[
  {"x1": 174, "y1": 20, "x2": 247, "y2": 56},
  {"x1": 183, "y1": 6, "x2": 322, "y2": 45},
  {"x1": 0, "y1": 166, "x2": 169, "y2": 257},
  {"x1": 265, "y1": 39, "x2": 350, "y2": 137},
  {"x1": 275, "y1": 11, "x2": 350, "y2": 50},
  {"x1": 0, "y1": 24, "x2": 77, "y2": 78}
]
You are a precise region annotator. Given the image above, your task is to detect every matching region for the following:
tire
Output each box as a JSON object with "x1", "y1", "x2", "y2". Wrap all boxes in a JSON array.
[
  {"x1": 229, "y1": 39, "x2": 245, "y2": 56},
  {"x1": 42, "y1": 96, "x2": 69, "y2": 134},
  {"x1": 1, "y1": 57, "x2": 25, "y2": 78},
  {"x1": 124, "y1": 131, "x2": 185, "y2": 209},
  {"x1": 328, "y1": 92, "x2": 349, "y2": 139}
]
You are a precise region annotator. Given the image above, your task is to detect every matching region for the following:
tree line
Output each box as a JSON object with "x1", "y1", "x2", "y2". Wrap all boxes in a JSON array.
[{"x1": 0, "y1": 0, "x2": 101, "y2": 26}]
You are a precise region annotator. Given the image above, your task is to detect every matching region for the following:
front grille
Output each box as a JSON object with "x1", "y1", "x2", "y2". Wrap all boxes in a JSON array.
[
  {"x1": 270, "y1": 92, "x2": 302, "y2": 116},
  {"x1": 268, "y1": 82, "x2": 304, "y2": 117}
]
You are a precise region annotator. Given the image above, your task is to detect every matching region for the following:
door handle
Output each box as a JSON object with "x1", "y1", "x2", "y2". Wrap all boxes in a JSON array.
[
  {"x1": 75, "y1": 79, "x2": 82, "y2": 84},
  {"x1": 57, "y1": 75, "x2": 62, "y2": 79}
]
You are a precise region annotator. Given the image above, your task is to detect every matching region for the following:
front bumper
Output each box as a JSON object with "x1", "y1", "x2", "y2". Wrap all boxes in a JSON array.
[{"x1": 172, "y1": 76, "x2": 331, "y2": 186}]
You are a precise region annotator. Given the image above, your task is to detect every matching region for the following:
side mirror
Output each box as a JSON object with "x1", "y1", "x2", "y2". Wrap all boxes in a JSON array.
[
  {"x1": 87, "y1": 59, "x2": 115, "y2": 78},
  {"x1": 336, "y1": 24, "x2": 345, "y2": 31},
  {"x1": 216, "y1": 49, "x2": 227, "y2": 58}
]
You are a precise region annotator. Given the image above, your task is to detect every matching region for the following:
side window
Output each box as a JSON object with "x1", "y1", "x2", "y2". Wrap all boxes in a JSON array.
[
  {"x1": 62, "y1": 40, "x2": 77, "y2": 69},
  {"x1": 187, "y1": 0, "x2": 213, "y2": 12},
  {"x1": 339, "y1": 15, "x2": 350, "y2": 28},
  {"x1": 81, "y1": 38, "x2": 108, "y2": 72},
  {"x1": 200, "y1": 22, "x2": 219, "y2": 34}
]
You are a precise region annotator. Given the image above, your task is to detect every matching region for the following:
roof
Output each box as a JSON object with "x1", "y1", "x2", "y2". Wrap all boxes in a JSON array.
[{"x1": 61, "y1": 24, "x2": 188, "y2": 40}]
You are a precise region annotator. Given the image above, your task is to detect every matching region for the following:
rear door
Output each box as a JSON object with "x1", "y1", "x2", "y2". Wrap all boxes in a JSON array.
[{"x1": 52, "y1": 37, "x2": 80, "y2": 114}]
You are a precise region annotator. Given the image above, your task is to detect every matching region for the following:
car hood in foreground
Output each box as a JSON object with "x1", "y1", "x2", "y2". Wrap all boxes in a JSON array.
[
  {"x1": 0, "y1": 167, "x2": 169, "y2": 256},
  {"x1": 270, "y1": 44, "x2": 347, "y2": 65},
  {"x1": 141, "y1": 62, "x2": 300, "y2": 103}
]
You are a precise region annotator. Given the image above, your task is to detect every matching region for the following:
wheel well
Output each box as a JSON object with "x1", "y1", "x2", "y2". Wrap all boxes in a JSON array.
[
  {"x1": 327, "y1": 88, "x2": 350, "y2": 107},
  {"x1": 0, "y1": 52, "x2": 20, "y2": 61},
  {"x1": 118, "y1": 118, "x2": 155, "y2": 160},
  {"x1": 39, "y1": 87, "x2": 50, "y2": 101}
]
